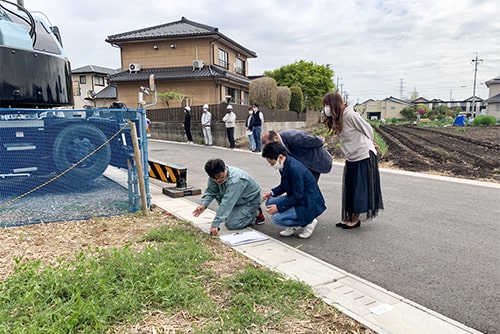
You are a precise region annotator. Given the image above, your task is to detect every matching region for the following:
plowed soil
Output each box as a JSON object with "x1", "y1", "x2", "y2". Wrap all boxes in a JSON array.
[
  {"x1": 325, "y1": 125, "x2": 500, "y2": 183},
  {"x1": 376, "y1": 125, "x2": 499, "y2": 182}
]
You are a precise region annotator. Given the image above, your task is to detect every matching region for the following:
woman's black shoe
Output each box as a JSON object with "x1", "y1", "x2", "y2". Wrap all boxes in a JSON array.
[
  {"x1": 335, "y1": 222, "x2": 345, "y2": 227},
  {"x1": 342, "y1": 221, "x2": 361, "y2": 229}
]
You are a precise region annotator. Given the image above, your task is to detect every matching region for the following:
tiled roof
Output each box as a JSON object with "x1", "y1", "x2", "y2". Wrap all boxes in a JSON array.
[
  {"x1": 485, "y1": 76, "x2": 500, "y2": 87},
  {"x1": 384, "y1": 96, "x2": 411, "y2": 105},
  {"x1": 71, "y1": 65, "x2": 119, "y2": 75},
  {"x1": 94, "y1": 85, "x2": 117, "y2": 99},
  {"x1": 485, "y1": 93, "x2": 500, "y2": 103},
  {"x1": 108, "y1": 65, "x2": 251, "y2": 85},
  {"x1": 106, "y1": 16, "x2": 257, "y2": 58}
]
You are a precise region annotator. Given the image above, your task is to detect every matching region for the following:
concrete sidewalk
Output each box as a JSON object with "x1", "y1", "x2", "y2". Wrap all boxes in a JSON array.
[{"x1": 105, "y1": 167, "x2": 483, "y2": 334}]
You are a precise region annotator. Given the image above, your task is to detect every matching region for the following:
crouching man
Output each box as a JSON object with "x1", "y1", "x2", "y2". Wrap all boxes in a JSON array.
[
  {"x1": 193, "y1": 158, "x2": 265, "y2": 236},
  {"x1": 261, "y1": 142, "x2": 326, "y2": 239}
]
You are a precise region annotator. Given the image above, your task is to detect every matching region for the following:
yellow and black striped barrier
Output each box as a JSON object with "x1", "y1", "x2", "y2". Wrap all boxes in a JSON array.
[
  {"x1": 148, "y1": 159, "x2": 186, "y2": 187},
  {"x1": 147, "y1": 159, "x2": 201, "y2": 198}
]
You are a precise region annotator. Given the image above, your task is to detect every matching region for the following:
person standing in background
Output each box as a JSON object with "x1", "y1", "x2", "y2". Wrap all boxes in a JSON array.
[
  {"x1": 222, "y1": 105, "x2": 236, "y2": 149},
  {"x1": 321, "y1": 92, "x2": 383, "y2": 229},
  {"x1": 246, "y1": 107, "x2": 255, "y2": 151},
  {"x1": 183, "y1": 106, "x2": 193, "y2": 144},
  {"x1": 251, "y1": 103, "x2": 264, "y2": 152},
  {"x1": 201, "y1": 104, "x2": 212, "y2": 146}
]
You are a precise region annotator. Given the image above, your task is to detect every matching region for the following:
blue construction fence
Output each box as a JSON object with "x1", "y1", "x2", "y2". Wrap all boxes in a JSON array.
[{"x1": 0, "y1": 107, "x2": 150, "y2": 227}]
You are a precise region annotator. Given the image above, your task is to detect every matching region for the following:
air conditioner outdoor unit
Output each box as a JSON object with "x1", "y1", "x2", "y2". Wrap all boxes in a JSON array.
[
  {"x1": 129, "y1": 63, "x2": 141, "y2": 73},
  {"x1": 192, "y1": 60, "x2": 204, "y2": 70}
]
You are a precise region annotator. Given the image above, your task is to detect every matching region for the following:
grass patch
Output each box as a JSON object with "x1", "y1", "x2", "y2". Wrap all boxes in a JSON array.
[{"x1": 0, "y1": 212, "x2": 372, "y2": 333}]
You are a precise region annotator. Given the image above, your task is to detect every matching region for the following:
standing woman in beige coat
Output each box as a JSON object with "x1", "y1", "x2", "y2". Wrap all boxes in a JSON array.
[{"x1": 321, "y1": 92, "x2": 383, "y2": 229}]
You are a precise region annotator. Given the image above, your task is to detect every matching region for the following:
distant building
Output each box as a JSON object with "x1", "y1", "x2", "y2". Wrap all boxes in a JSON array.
[
  {"x1": 71, "y1": 65, "x2": 118, "y2": 109},
  {"x1": 105, "y1": 17, "x2": 257, "y2": 109},
  {"x1": 484, "y1": 76, "x2": 500, "y2": 120},
  {"x1": 354, "y1": 96, "x2": 412, "y2": 120},
  {"x1": 355, "y1": 95, "x2": 487, "y2": 120}
]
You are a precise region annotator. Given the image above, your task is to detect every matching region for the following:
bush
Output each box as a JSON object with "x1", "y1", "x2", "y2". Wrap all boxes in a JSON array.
[
  {"x1": 472, "y1": 115, "x2": 497, "y2": 126},
  {"x1": 289, "y1": 85, "x2": 304, "y2": 113},
  {"x1": 249, "y1": 77, "x2": 278, "y2": 109},
  {"x1": 276, "y1": 87, "x2": 291, "y2": 110}
]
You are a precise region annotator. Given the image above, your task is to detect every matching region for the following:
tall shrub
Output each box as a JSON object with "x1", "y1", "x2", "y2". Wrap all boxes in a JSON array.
[
  {"x1": 289, "y1": 85, "x2": 304, "y2": 113},
  {"x1": 276, "y1": 86, "x2": 291, "y2": 110},
  {"x1": 249, "y1": 77, "x2": 278, "y2": 108}
]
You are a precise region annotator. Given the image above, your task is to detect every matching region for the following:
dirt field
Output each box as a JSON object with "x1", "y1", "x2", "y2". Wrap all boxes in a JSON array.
[{"x1": 327, "y1": 125, "x2": 500, "y2": 183}]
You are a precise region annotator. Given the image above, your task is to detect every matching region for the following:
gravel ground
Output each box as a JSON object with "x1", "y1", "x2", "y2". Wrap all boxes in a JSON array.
[{"x1": 0, "y1": 172, "x2": 130, "y2": 227}]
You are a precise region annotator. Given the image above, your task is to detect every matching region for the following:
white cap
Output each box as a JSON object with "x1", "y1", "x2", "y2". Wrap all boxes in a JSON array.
[
  {"x1": 184, "y1": 106, "x2": 191, "y2": 112},
  {"x1": 226, "y1": 105, "x2": 233, "y2": 109},
  {"x1": 203, "y1": 104, "x2": 209, "y2": 110}
]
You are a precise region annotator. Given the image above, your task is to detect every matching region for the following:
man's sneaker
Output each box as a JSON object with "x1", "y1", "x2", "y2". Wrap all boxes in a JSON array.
[
  {"x1": 254, "y1": 214, "x2": 265, "y2": 225},
  {"x1": 298, "y1": 219, "x2": 318, "y2": 239},
  {"x1": 254, "y1": 207, "x2": 265, "y2": 225},
  {"x1": 279, "y1": 227, "x2": 298, "y2": 237}
]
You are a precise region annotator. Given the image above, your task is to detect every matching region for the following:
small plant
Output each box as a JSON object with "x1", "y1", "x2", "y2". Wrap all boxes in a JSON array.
[{"x1": 373, "y1": 132, "x2": 388, "y2": 157}]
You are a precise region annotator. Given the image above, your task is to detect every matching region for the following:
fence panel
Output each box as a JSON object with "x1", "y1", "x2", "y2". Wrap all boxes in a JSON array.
[{"x1": 0, "y1": 108, "x2": 148, "y2": 227}]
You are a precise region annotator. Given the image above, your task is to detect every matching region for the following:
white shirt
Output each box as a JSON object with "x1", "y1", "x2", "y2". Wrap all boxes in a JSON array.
[{"x1": 201, "y1": 111, "x2": 211, "y2": 126}]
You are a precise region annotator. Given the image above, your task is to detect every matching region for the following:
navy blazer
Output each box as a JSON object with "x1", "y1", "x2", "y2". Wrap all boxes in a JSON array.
[
  {"x1": 279, "y1": 129, "x2": 333, "y2": 174},
  {"x1": 271, "y1": 156, "x2": 326, "y2": 226}
]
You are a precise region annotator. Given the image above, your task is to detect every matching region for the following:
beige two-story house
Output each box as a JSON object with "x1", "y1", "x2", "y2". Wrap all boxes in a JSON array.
[
  {"x1": 105, "y1": 17, "x2": 257, "y2": 109},
  {"x1": 71, "y1": 65, "x2": 118, "y2": 108}
]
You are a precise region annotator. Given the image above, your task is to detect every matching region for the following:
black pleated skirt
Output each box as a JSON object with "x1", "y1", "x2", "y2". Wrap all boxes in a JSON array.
[{"x1": 342, "y1": 151, "x2": 384, "y2": 221}]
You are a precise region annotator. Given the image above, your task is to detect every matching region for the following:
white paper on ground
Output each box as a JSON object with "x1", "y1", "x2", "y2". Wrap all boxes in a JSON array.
[
  {"x1": 219, "y1": 231, "x2": 269, "y2": 246},
  {"x1": 369, "y1": 303, "x2": 394, "y2": 315}
]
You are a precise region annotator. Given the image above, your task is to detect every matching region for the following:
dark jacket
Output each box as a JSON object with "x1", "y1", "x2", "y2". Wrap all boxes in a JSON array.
[
  {"x1": 251, "y1": 110, "x2": 262, "y2": 126},
  {"x1": 271, "y1": 156, "x2": 326, "y2": 226},
  {"x1": 183, "y1": 112, "x2": 191, "y2": 127},
  {"x1": 279, "y1": 129, "x2": 333, "y2": 174}
]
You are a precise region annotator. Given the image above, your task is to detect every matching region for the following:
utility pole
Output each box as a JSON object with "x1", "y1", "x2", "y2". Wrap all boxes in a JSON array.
[
  {"x1": 471, "y1": 53, "x2": 483, "y2": 117},
  {"x1": 399, "y1": 78, "x2": 404, "y2": 99}
]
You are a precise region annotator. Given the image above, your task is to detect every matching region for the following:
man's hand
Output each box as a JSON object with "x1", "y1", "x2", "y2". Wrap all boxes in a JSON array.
[
  {"x1": 266, "y1": 204, "x2": 278, "y2": 215},
  {"x1": 262, "y1": 191, "x2": 272, "y2": 201},
  {"x1": 192, "y1": 205, "x2": 206, "y2": 217},
  {"x1": 210, "y1": 226, "x2": 219, "y2": 236}
]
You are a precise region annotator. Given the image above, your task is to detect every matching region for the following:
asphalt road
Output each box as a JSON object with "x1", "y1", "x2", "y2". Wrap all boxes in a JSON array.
[{"x1": 148, "y1": 140, "x2": 500, "y2": 334}]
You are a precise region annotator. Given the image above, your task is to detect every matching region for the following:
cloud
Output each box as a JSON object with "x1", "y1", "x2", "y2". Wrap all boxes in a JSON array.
[{"x1": 26, "y1": 0, "x2": 500, "y2": 103}]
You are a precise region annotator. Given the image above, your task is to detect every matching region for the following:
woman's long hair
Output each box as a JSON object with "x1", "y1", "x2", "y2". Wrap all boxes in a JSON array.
[{"x1": 322, "y1": 92, "x2": 346, "y2": 135}]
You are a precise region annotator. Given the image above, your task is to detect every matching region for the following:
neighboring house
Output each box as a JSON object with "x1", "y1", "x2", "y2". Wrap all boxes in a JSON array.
[
  {"x1": 484, "y1": 76, "x2": 500, "y2": 120},
  {"x1": 355, "y1": 94, "x2": 488, "y2": 121},
  {"x1": 105, "y1": 16, "x2": 257, "y2": 109},
  {"x1": 354, "y1": 96, "x2": 412, "y2": 120},
  {"x1": 71, "y1": 65, "x2": 118, "y2": 109}
]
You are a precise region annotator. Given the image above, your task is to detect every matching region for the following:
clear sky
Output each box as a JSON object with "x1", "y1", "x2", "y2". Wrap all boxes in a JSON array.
[{"x1": 28, "y1": 0, "x2": 500, "y2": 104}]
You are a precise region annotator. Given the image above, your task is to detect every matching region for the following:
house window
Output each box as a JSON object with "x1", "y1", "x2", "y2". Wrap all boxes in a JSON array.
[
  {"x1": 79, "y1": 75, "x2": 86, "y2": 84},
  {"x1": 218, "y1": 49, "x2": 229, "y2": 69},
  {"x1": 242, "y1": 91, "x2": 249, "y2": 105},
  {"x1": 94, "y1": 76, "x2": 105, "y2": 86},
  {"x1": 226, "y1": 87, "x2": 236, "y2": 103},
  {"x1": 234, "y1": 58, "x2": 245, "y2": 75},
  {"x1": 496, "y1": 104, "x2": 500, "y2": 111}
]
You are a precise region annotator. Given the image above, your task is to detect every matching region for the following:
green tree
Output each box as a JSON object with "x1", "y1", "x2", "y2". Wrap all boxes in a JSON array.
[
  {"x1": 157, "y1": 90, "x2": 187, "y2": 107},
  {"x1": 249, "y1": 77, "x2": 278, "y2": 108},
  {"x1": 264, "y1": 60, "x2": 334, "y2": 111},
  {"x1": 289, "y1": 85, "x2": 304, "y2": 113}
]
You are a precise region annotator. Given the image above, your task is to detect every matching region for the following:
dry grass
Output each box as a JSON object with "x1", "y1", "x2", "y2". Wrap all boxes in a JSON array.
[{"x1": 0, "y1": 208, "x2": 376, "y2": 333}]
